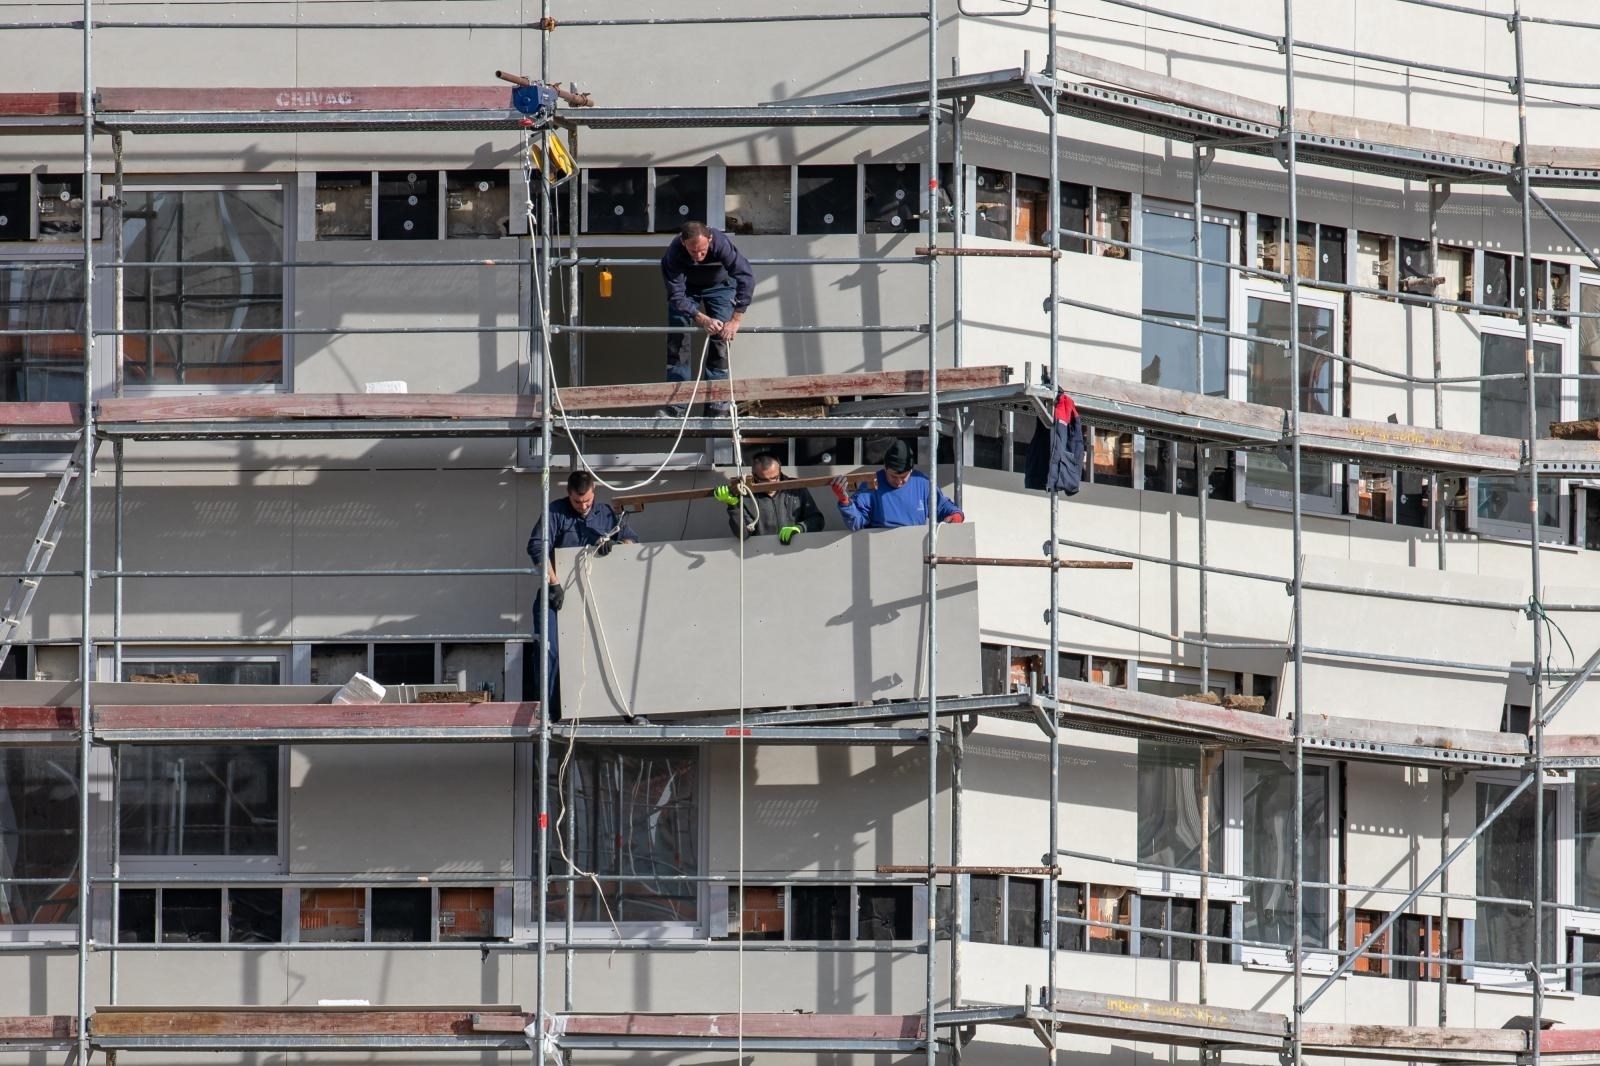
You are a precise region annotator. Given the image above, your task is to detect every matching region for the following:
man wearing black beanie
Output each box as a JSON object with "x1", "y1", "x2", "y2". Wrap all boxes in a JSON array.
[{"x1": 831, "y1": 440, "x2": 965, "y2": 530}]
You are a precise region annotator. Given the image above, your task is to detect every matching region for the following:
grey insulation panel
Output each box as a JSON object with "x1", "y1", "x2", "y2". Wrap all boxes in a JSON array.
[{"x1": 557, "y1": 524, "x2": 981, "y2": 719}]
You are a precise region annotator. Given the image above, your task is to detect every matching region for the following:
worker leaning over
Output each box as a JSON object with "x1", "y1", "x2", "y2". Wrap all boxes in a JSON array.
[
  {"x1": 713, "y1": 451, "x2": 826, "y2": 544},
  {"x1": 525, "y1": 470, "x2": 639, "y2": 716},
  {"x1": 831, "y1": 440, "x2": 965, "y2": 530},
  {"x1": 660, "y1": 220, "x2": 755, "y2": 414}
]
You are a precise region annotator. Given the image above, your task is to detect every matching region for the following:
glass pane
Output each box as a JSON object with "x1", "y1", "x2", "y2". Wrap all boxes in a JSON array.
[
  {"x1": 970, "y1": 874, "x2": 1002, "y2": 944},
  {"x1": 0, "y1": 262, "x2": 85, "y2": 403},
  {"x1": 122, "y1": 660, "x2": 280, "y2": 685},
  {"x1": 228, "y1": 887, "x2": 283, "y2": 943},
  {"x1": 1479, "y1": 334, "x2": 1562, "y2": 528},
  {"x1": 0, "y1": 747, "x2": 80, "y2": 925},
  {"x1": 857, "y1": 885, "x2": 913, "y2": 941},
  {"x1": 1475, "y1": 782, "x2": 1555, "y2": 966},
  {"x1": 1580, "y1": 771, "x2": 1600, "y2": 910},
  {"x1": 1581, "y1": 285, "x2": 1600, "y2": 420},
  {"x1": 1246, "y1": 297, "x2": 1338, "y2": 504},
  {"x1": 1137, "y1": 742, "x2": 1224, "y2": 874},
  {"x1": 123, "y1": 189, "x2": 284, "y2": 386},
  {"x1": 549, "y1": 748, "x2": 698, "y2": 923},
  {"x1": 162, "y1": 887, "x2": 222, "y2": 942},
  {"x1": 1006, "y1": 878, "x2": 1041, "y2": 947},
  {"x1": 119, "y1": 746, "x2": 279, "y2": 856},
  {"x1": 1141, "y1": 212, "x2": 1228, "y2": 395},
  {"x1": 1242, "y1": 759, "x2": 1329, "y2": 949}
]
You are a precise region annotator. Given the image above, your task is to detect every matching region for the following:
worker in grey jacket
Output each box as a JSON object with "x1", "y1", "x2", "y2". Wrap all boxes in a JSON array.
[{"x1": 713, "y1": 452, "x2": 826, "y2": 544}]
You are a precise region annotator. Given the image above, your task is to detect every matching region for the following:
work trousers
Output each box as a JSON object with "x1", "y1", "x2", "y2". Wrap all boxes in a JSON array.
[{"x1": 665, "y1": 279, "x2": 735, "y2": 384}]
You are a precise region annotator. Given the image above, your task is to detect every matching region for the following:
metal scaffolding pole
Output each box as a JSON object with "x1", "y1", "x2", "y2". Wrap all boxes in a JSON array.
[
  {"x1": 1282, "y1": 3, "x2": 1308, "y2": 1064},
  {"x1": 1511, "y1": 6, "x2": 1548, "y2": 1058},
  {"x1": 923, "y1": 0, "x2": 942, "y2": 1059},
  {"x1": 74, "y1": 0, "x2": 96, "y2": 1057},
  {"x1": 535, "y1": 5, "x2": 555, "y2": 1061},
  {"x1": 1044, "y1": 1, "x2": 1064, "y2": 1052}
]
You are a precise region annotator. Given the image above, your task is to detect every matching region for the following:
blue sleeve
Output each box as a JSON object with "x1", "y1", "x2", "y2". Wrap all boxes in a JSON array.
[
  {"x1": 661, "y1": 242, "x2": 698, "y2": 318},
  {"x1": 527, "y1": 515, "x2": 549, "y2": 564},
  {"x1": 838, "y1": 489, "x2": 872, "y2": 531},
  {"x1": 936, "y1": 489, "x2": 962, "y2": 522},
  {"x1": 716, "y1": 232, "x2": 756, "y2": 312}
]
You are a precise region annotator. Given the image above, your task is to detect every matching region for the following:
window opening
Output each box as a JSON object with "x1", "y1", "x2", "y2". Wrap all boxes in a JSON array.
[
  {"x1": 863, "y1": 163, "x2": 916, "y2": 234},
  {"x1": 0, "y1": 175, "x2": 28, "y2": 240},
  {"x1": 299, "y1": 887, "x2": 364, "y2": 942},
  {"x1": 376, "y1": 171, "x2": 438, "y2": 240},
  {"x1": 1243, "y1": 295, "x2": 1342, "y2": 511},
  {"x1": 790, "y1": 885, "x2": 850, "y2": 940},
  {"x1": 1243, "y1": 758, "x2": 1329, "y2": 950},
  {"x1": 371, "y1": 886, "x2": 431, "y2": 942},
  {"x1": 973, "y1": 168, "x2": 1010, "y2": 241},
  {"x1": 796, "y1": 165, "x2": 856, "y2": 235},
  {"x1": 0, "y1": 747, "x2": 80, "y2": 927},
  {"x1": 445, "y1": 170, "x2": 510, "y2": 239},
  {"x1": 1142, "y1": 208, "x2": 1230, "y2": 396},
  {"x1": 313, "y1": 172, "x2": 371, "y2": 240},
  {"x1": 227, "y1": 887, "x2": 283, "y2": 943},
  {"x1": 161, "y1": 887, "x2": 223, "y2": 943},
  {"x1": 37, "y1": 175, "x2": 84, "y2": 240},
  {"x1": 0, "y1": 258, "x2": 83, "y2": 405},
  {"x1": 857, "y1": 885, "x2": 913, "y2": 941},
  {"x1": 1014, "y1": 175, "x2": 1049, "y2": 245},
  {"x1": 584, "y1": 167, "x2": 648, "y2": 234},
  {"x1": 1476, "y1": 780, "x2": 1556, "y2": 970},
  {"x1": 119, "y1": 746, "x2": 280, "y2": 858},
  {"x1": 1478, "y1": 333, "x2": 1563, "y2": 533},
  {"x1": 653, "y1": 168, "x2": 707, "y2": 232},
  {"x1": 724, "y1": 167, "x2": 789, "y2": 235}
]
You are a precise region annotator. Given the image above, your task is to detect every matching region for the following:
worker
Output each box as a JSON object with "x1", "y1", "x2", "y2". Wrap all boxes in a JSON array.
[
  {"x1": 660, "y1": 220, "x2": 754, "y2": 414},
  {"x1": 712, "y1": 452, "x2": 826, "y2": 543},
  {"x1": 525, "y1": 470, "x2": 639, "y2": 717},
  {"x1": 832, "y1": 440, "x2": 964, "y2": 530}
]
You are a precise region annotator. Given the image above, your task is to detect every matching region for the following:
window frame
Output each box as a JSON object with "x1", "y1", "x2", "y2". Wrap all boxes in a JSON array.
[
  {"x1": 1235, "y1": 752, "x2": 1341, "y2": 971},
  {"x1": 1235, "y1": 283, "x2": 1347, "y2": 514},
  {"x1": 1472, "y1": 317, "x2": 1574, "y2": 543},
  {"x1": 118, "y1": 178, "x2": 294, "y2": 397},
  {"x1": 1469, "y1": 771, "x2": 1570, "y2": 988},
  {"x1": 539, "y1": 745, "x2": 708, "y2": 942},
  {"x1": 115, "y1": 744, "x2": 289, "y2": 878},
  {"x1": 1139, "y1": 199, "x2": 1240, "y2": 400},
  {"x1": 0, "y1": 744, "x2": 82, "y2": 942}
]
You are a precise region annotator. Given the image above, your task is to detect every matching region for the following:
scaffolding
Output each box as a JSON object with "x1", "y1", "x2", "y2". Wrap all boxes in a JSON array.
[{"x1": 9, "y1": 0, "x2": 1600, "y2": 1064}]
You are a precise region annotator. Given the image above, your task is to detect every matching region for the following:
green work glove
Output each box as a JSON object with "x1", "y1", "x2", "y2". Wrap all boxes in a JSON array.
[
  {"x1": 712, "y1": 484, "x2": 740, "y2": 507},
  {"x1": 778, "y1": 525, "x2": 803, "y2": 545}
]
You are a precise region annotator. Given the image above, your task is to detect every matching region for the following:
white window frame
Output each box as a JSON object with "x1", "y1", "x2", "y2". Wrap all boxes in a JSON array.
[
  {"x1": 1473, "y1": 317, "x2": 1573, "y2": 542},
  {"x1": 1235, "y1": 284, "x2": 1347, "y2": 514},
  {"x1": 525, "y1": 745, "x2": 708, "y2": 943},
  {"x1": 1469, "y1": 772, "x2": 1571, "y2": 988},
  {"x1": 1235, "y1": 752, "x2": 1341, "y2": 973},
  {"x1": 118, "y1": 178, "x2": 293, "y2": 396}
]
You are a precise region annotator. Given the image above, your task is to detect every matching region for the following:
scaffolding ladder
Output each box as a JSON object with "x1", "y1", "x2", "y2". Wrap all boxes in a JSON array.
[{"x1": 0, "y1": 441, "x2": 85, "y2": 675}]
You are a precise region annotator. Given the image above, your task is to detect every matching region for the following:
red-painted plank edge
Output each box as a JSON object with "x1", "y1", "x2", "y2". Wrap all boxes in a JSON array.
[
  {"x1": 94, "y1": 703, "x2": 540, "y2": 731},
  {"x1": 0, "y1": 707, "x2": 81, "y2": 731}
]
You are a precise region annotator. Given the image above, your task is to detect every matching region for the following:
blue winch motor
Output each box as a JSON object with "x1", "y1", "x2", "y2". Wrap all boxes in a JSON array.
[{"x1": 510, "y1": 83, "x2": 560, "y2": 118}]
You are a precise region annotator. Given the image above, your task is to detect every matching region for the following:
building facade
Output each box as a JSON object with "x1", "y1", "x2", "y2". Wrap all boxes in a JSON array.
[{"x1": 4, "y1": 1, "x2": 1600, "y2": 1065}]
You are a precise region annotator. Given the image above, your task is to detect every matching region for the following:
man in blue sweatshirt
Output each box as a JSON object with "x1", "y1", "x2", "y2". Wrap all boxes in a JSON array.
[
  {"x1": 660, "y1": 221, "x2": 755, "y2": 409},
  {"x1": 832, "y1": 440, "x2": 965, "y2": 530}
]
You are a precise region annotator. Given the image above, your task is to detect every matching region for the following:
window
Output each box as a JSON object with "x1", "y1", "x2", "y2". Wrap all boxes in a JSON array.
[
  {"x1": 1579, "y1": 771, "x2": 1600, "y2": 912},
  {"x1": 123, "y1": 186, "x2": 285, "y2": 388},
  {"x1": 119, "y1": 746, "x2": 280, "y2": 860},
  {"x1": 37, "y1": 175, "x2": 85, "y2": 241},
  {"x1": 1356, "y1": 232, "x2": 1393, "y2": 292},
  {"x1": 0, "y1": 175, "x2": 27, "y2": 240},
  {"x1": 1137, "y1": 742, "x2": 1225, "y2": 888},
  {"x1": 121, "y1": 659, "x2": 281, "y2": 685},
  {"x1": 1014, "y1": 175, "x2": 1049, "y2": 245},
  {"x1": 585, "y1": 167, "x2": 648, "y2": 233},
  {"x1": 796, "y1": 165, "x2": 856, "y2": 235},
  {"x1": 970, "y1": 874, "x2": 1042, "y2": 947},
  {"x1": 1141, "y1": 206, "x2": 1230, "y2": 396},
  {"x1": 791, "y1": 885, "x2": 850, "y2": 939},
  {"x1": 1243, "y1": 293, "x2": 1342, "y2": 511},
  {"x1": 1478, "y1": 332, "x2": 1564, "y2": 535},
  {"x1": 653, "y1": 168, "x2": 707, "y2": 232},
  {"x1": 0, "y1": 258, "x2": 83, "y2": 405},
  {"x1": 1242, "y1": 758, "x2": 1330, "y2": 952},
  {"x1": 1579, "y1": 280, "x2": 1600, "y2": 421},
  {"x1": 549, "y1": 747, "x2": 699, "y2": 925},
  {"x1": 1475, "y1": 780, "x2": 1556, "y2": 972},
  {"x1": 0, "y1": 747, "x2": 79, "y2": 929},
  {"x1": 857, "y1": 885, "x2": 913, "y2": 941},
  {"x1": 1482, "y1": 252, "x2": 1513, "y2": 309}
]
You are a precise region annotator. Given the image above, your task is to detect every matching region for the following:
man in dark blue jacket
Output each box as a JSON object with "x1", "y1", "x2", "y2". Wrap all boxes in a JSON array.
[
  {"x1": 832, "y1": 440, "x2": 965, "y2": 530},
  {"x1": 660, "y1": 221, "x2": 755, "y2": 410},
  {"x1": 525, "y1": 470, "x2": 639, "y2": 717}
]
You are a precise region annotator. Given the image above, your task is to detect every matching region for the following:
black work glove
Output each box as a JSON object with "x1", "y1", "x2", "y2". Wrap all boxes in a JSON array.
[
  {"x1": 547, "y1": 583, "x2": 565, "y2": 612},
  {"x1": 596, "y1": 538, "x2": 613, "y2": 557}
]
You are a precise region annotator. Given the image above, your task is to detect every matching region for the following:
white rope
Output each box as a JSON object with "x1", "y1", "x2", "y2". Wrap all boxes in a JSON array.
[{"x1": 726, "y1": 340, "x2": 747, "y2": 1063}]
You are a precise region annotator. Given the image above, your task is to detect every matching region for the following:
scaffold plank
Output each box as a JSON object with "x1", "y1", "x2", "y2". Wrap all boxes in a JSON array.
[
  {"x1": 0, "y1": 1016, "x2": 76, "y2": 1039},
  {"x1": 95, "y1": 366, "x2": 1009, "y2": 424},
  {"x1": 1300, "y1": 1023, "x2": 1524, "y2": 1054},
  {"x1": 0, "y1": 706, "x2": 80, "y2": 732},
  {"x1": 1538, "y1": 1031, "x2": 1600, "y2": 1055},
  {"x1": 550, "y1": 1013, "x2": 926, "y2": 1040},
  {"x1": 1048, "y1": 988, "x2": 1285, "y2": 1041},
  {"x1": 91, "y1": 702, "x2": 540, "y2": 742},
  {"x1": 1057, "y1": 679, "x2": 1293, "y2": 744},
  {"x1": 0, "y1": 402, "x2": 81, "y2": 426},
  {"x1": 97, "y1": 86, "x2": 509, "y2": 112},
  {"x1": 91, "y1": 1008, "x2": 524, "y2": 1038}
]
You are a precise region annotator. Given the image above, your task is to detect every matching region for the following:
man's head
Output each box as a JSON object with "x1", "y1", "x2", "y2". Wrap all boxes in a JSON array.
[
  {"x1": 679, "y1": 220, "x2": 712, "y2": 263},
  {"x1": 750, "y1": 452, "x2": 782, "y2": 492},
  {"x1": 566, "y1": 470, "x2": 597, "y2": 516},
  {"x1": 882, "y1": 440, "x2": 915, "y2": 488}
]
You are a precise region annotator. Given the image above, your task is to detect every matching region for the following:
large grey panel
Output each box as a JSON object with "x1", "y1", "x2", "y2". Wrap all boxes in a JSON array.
[{"x1": 558, "y1": 525, "x2": 981, "y2": 719}]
